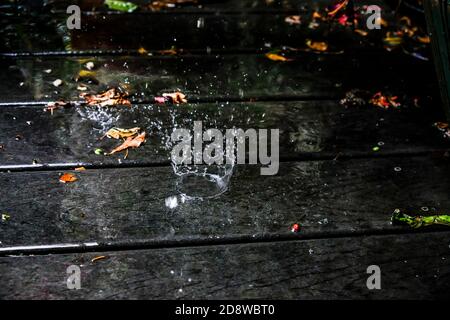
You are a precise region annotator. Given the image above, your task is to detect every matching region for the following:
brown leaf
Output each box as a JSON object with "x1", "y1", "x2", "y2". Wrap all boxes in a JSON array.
[
  {"x1": 81, "y1": 88, "x2": 131, "y2": 107},
  {"x1": 108, "y1": 132, "x2": 146, "y2": 156},
  {"x1": 162, "y1": 91, "x2": 188, "y2": 104},
  {"x1": 59, "y1": 173, "x2": 78, "y2": 183},
  {"x1": 102, "y1": 127, "x2": 141, "y2": 140}
]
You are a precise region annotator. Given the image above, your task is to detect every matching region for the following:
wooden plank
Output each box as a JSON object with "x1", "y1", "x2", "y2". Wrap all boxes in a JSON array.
[
  {"x1": 0, "y1": 101, "x2": 448, "y2": 168},
  {"x1": 1, "y1": 232, "x2": 450, "y2": 299},
  {"x1": 8, "y1": 0, "x2": 389, "y2": 13},
  {"x1": 0, "y1": 4, "x2": 396, "y2": 53},
  {"x1": 0, "y1": 52, "x2": 438, "y2": 103},
  {"x1": 0, "y1": 155, "x2": 449, "y2": 252}
]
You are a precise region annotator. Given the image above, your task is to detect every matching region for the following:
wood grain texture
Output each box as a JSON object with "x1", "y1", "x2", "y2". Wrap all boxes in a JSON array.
[
  {"x1": 0, "y1": 101, "x2": 448, "y2": 168},
  {"x1": 0, "y1": 2, "x2": 396, "y2": 53},
  {"x1": 0, "y1": 155, "x2": 449, "y2": 252},
  {"x1": 1, "y1": 232, "x2": 450, "y2": 299},
  {"x1": 0, "y1": 51, "x2": 437, "y2": 103}
]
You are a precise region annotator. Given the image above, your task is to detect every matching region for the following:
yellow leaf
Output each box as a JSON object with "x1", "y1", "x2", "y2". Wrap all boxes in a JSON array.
[
  {"x1": 306, "y1": 40, "x2": 328, "y2": 52},
  {"x1": 102, "y1": 127, "x2": 141, "y2": 140}
]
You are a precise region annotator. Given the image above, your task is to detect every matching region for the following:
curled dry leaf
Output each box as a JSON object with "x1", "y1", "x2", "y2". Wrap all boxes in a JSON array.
[
  {"x1": 81, "y1": 88, "x2": 131, "y2": 107},
  {"x1": 328, "y1": 0, "x2": 348, "y2": 16},
  {"x1": 109, "y1": 132, "x2": 146, "y2": 157},
  {"x1": 162, "y1": 91, "x2": 188, "y2": 104},
  {"x1": 59, "y1": 173, "x2": 78, "y2": 183},
  {"x1": 265, "y1": 53, "x2": 293, "y2": 62},
  {"x1": 285, "y1": 15, "x2": 301, "y2": 25},
  {"x1": 102, "y1": 127, "x2": 141, "y2": 140},
  {"x1": 91, "y1": 255, "x2": 108, "y2": 263}
]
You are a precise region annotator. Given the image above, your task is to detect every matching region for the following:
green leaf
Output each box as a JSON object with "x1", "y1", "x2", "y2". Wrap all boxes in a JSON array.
[{"x1": 104, "y1": 0, "x2": 138, "y2": 13}]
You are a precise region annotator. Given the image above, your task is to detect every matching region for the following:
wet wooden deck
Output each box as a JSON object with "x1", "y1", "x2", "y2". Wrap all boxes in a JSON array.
[{"x1": 1, "y1": 0, "x2": 450, "y2": 299}]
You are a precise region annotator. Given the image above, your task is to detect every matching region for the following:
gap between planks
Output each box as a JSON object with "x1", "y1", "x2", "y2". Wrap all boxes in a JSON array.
[
  {"x1": 0, "y1": 150, "x2": 448, "y2": 173},
  {"x1": 1, "y1": 226, "x2": 448, "y2": 257}
]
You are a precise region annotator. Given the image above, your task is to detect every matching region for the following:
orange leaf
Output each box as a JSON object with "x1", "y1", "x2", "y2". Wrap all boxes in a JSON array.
[
  {"x1": 306, "y1": 40, "x2": 328, "y2": 52},
  {"x1": 138, "y1": 47, "x2": 148, "y2": 55},
  {"x1": 162, "y1": 91, "x2": 188, "y2": 104},
  {"x1": 265, "y1": 53, "x2": 292, "y2": 62},
  {"x1": 81, "y1": 88, "x2": 131, "y2": 107},
  {"x1": 108, "y1": 132, "x2": 146, "y2": 156},
  {"x1": 59, "y1": 173, "x2": 78, "y2": 183},
  {"x1": 91, "y1": 255, "x2": 108, "y2": 263}
]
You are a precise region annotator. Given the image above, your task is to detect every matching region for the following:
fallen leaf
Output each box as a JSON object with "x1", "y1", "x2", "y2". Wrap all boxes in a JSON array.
[
  {"x1": 354, "y1": 29, "x2": 368, "y2": 36},
  {"x1": 162, "y1": 91, "x2": 188, "y2": 104},
  {"x1": 312, "y1": 11, "x2": 322, "y2": 19},
  {"x1": 306, "y1": 40, "x2": 328, "y2": 52},
  {"x1": 108, "y1": 132, "x2": 146, "y2": 157},
  {"x1": 59, "y1": 173, "x2": 78, "y2": 183},
  {"x1": 105, "y1": 0, "x2": 138, "y2": 12},
  {"x1": 434, "y1": 122, "x2": 450, "y2": 138},
  {"x1": 369, "y1": 92, "x2": 401, "y2": 109},
  {"x1": 285, "y1": 15, "x2": 301, "y2": 25},
  {"x1": 75, "y1": 167, "x2": 86, "y2": 171},
  {"x1": 328, "y1": 0, "x2": 348, "y2": 16},
  {"x1": 265, "y1": 53, "x2": 293, "y2": 62},
  {"x1": 102, "y1": 127, "x2": 141, "y2": 140},
  {"x1": 138, "y1": 47, "x2": 148, "y2": 55},
  {"x1": 94, "y1": 148, "x2": 104, "y2": 155},
  {"x1": 435, "y1": 122, "x2": 449, "y2": 130},
  {"x1": 91, "y1": 256, "x2": 108, "y2": 263},
  {"x1": 1, "y1": 213, "x2": 10, "y2": 222},
  {"x1": 417, "y1": 35, "x2": 431, "y2": 44},
  {"x1": 81, "y1": 88, "x2": 131, "y2": 107}
]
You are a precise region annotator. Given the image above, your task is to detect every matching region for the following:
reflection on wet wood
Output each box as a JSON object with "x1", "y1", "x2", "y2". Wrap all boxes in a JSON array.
[
  {"x1": 0, "y1": 52, "x2": 437, "y2": 103},
  {"x1": 1, "y1": 232, "x2": 450, "y2": 299},
  {"x1": 0, "y1": 101, "x2": 448, "y2": 168},
  {"x1": 0, "y1": 155, "x2": 449, "y2": 251}
]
